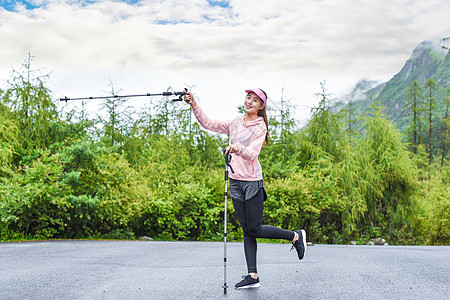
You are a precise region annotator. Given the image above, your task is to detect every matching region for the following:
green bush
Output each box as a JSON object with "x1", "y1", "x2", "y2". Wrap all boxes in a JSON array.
[
  {"x1": 0, "y1": 152, "x2": 71, "y2": 240},
  {"x1": 264, "y1": 165, "x2": 345, "y2": 244},
  {"x1": 417, "y1": 170, "x2": 450, "y2": 245}
]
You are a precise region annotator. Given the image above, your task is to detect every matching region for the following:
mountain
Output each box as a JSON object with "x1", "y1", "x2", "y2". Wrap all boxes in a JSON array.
[{"x1": 343, "y1": 39, "x2": 449, "y2": 131}]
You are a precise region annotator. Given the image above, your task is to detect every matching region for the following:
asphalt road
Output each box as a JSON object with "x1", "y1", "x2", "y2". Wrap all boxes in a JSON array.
[{"x1": 0, "y1": 240, "x2": 448, "y2": 299}]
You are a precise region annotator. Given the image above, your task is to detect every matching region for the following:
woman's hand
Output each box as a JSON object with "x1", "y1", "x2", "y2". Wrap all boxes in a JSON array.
[
  {"x1": 184, "y1": 92, "x2": 197, "y2": 108},
  {"x1": 225, "y1": 144, "x2": 239, "y2": 155}
]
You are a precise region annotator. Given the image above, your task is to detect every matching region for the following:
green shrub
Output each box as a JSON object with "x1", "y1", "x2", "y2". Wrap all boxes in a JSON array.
[
  {"x1": 0, "y1": 152, "x2": 71, "y2": 240},
  {"x1": 264, "y1": 165, "x2": 345, "y2": 243}
]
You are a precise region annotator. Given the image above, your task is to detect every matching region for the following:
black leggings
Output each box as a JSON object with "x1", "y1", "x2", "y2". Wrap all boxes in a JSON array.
[{"x1": 232, "y1": 188, "x2": 295, "y2": 274}]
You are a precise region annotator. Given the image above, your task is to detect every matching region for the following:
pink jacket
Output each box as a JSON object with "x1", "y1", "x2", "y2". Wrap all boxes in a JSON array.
[{"x1": 193, "y1": 106, "x2": 267, "y2": 181}]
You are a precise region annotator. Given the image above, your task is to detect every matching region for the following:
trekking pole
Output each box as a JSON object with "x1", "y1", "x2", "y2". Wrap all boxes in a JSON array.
[
  {"x1": 59, "y1": 88, "x2": 188, "y2": 102},
  {"x1": 222, "y1": 150, "x2": 234, "y2": 294}
]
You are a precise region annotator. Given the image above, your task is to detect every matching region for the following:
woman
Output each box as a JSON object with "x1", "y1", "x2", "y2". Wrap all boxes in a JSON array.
[{"x1": 184, "y1": 88, "x2": 307, "y2": 289}]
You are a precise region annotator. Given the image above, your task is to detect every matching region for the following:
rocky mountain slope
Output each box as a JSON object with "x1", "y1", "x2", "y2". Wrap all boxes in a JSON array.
[{"x1": 343, "y1": 39, "x2": 449, "y2": 131}]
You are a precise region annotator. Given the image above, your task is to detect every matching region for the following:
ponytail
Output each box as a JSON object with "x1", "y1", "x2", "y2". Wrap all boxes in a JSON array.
[{"x1": 257, "y1": 89, "x2": 269, "y2": 145}]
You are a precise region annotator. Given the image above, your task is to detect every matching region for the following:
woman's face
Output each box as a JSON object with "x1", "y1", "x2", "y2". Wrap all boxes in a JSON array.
[{"x1": 244, "y1": 92, "x2": 264, "y2": 115}]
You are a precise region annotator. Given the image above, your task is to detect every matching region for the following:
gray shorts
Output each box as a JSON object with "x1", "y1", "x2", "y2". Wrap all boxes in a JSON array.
[{"x1": 229, "y1": 178, "x2": 267, "y2": 203}]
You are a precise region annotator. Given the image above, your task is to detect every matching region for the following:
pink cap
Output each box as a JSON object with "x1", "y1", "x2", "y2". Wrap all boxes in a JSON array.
[{"x1": 245, "y1": 88, "x2": 267, "y2": 104}]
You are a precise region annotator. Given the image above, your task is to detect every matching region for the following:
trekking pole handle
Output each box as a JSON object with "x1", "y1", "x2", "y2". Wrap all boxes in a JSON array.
[
  {"x1": 223, "y1": 150, "x2": 235, "y2": 176},
  {"x1": 171, "y1": 88, "x2": 189, "y2": 101}
]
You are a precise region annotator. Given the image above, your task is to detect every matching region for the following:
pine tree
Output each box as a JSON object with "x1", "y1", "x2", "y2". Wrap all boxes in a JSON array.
[
  {"x1": 98, "y1": 82, "x2": 132, "y2": 147},
  {"x1": 424, "y1": 78, "x2": 437, "y2": 166},
  {"x1": 358, "y1": 102, "x2": 417, "y2": 237},
  {"x1": 279, "y1": 87, "x2": 296, "y2": 135},
  {"x1": 345, "y1": 99, "x2": 358, "y2": 145},
  {"x1": 405, "y1": 80, "x2": 423, "y2": 154},
  {"x1": 306, "y1": 81, "x2": 343, "y2": 158},
  {"x1": 0, "y1": 96, "x2": 19, "y2": 166},
  {"x1": 441, "y1": 87, "x2": 449, "y2": 168},
  {"x1": 2, "y1": 53, "x2": 58, "y2": 154}
]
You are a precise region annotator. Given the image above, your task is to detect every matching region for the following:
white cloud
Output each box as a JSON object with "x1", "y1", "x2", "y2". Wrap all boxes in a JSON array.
[{"x1": 0, "y1": 0, "x2": 449, "y2": 123}]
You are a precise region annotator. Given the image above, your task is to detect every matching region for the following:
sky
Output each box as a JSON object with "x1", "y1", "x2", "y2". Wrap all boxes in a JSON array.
[{"x1": 0, "y1": 0, "x2": 449, "y2": 126}]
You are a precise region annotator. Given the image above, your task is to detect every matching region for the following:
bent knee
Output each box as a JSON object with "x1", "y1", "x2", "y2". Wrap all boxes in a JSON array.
[{"x1": 247, "y1": 226, "x2": 261, "y2": 237}]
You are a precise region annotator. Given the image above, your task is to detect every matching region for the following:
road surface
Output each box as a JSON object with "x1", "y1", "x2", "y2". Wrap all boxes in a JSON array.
[{"x1": 0, "y1": 240, "x2": 448, "y2": 299}]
